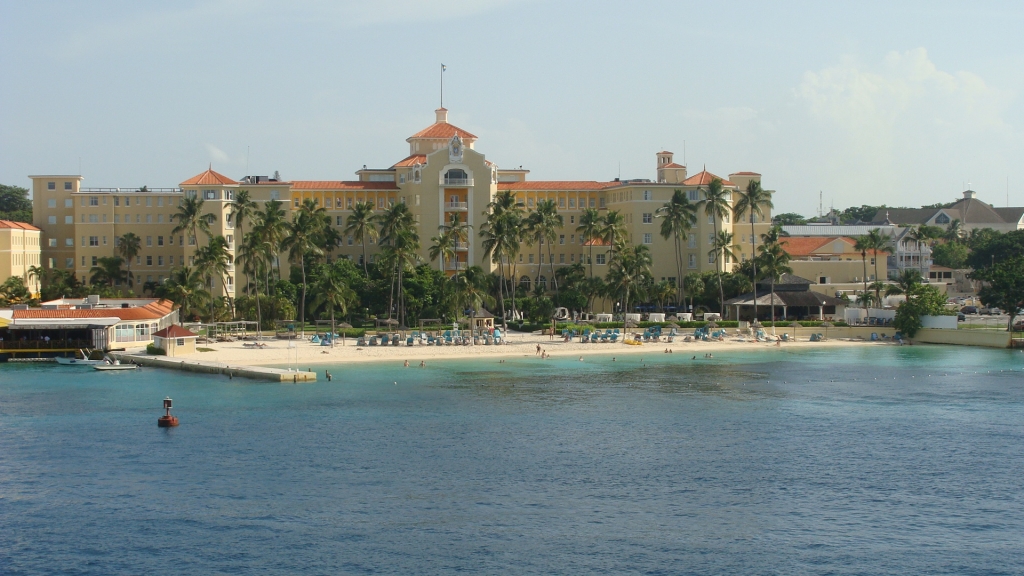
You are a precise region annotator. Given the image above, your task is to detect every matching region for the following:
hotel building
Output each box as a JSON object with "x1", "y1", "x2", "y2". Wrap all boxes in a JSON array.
[{"x1": 30, "y1": 108, "x2": 772, "y2": 305}]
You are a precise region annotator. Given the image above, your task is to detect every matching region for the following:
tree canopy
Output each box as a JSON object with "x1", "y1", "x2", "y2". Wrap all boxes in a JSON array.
[{"x1": 0, "y1": 184, "x2": 32, "y2": 223}]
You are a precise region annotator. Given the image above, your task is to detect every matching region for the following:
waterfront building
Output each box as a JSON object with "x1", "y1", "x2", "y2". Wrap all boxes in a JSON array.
[
  {"x1": 29, "y1": 108, "x2": 773, "y2": 309},
  {"x1": 869, "y1": 189, "x2": 1024, "y2": 234},
  {"x1": 0, "y1": 220, "x2": 42, "y2": 296}
]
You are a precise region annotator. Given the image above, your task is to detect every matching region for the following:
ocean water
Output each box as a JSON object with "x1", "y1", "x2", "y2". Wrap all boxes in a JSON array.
[{"x1": 2, "y1": 346, "x2": 1023, "y2": 575}]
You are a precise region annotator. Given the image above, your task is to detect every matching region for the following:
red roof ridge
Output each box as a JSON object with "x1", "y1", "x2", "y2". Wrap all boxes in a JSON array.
[
  {"x1": 681, "y1": 170, "x2": 735, "y2": 187},
  {"x1": 290, "y1": 180, "x2": 399, "y2": 191},
  {"x1": 498, "y1": 181, "x2": 617, "y2": 191},
  {"x1": 153, "y1": 325, "x2": 197, "y2": 338},
  {"x1": 0, "y1": 220, "x2": 40, "y2": 231},
  {"x1": 180, "y1": 167, "x2": 238, "y2": 186}
]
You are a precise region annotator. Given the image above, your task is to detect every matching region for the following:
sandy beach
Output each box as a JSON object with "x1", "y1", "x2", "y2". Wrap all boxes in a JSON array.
[{"x1": 136, "y1": 330, "x2": 888, "y2": 368}]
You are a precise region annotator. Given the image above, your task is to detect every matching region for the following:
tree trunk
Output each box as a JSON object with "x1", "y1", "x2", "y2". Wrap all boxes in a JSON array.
[
  {"x1": 331, "y1": 308, "x2": 335, "y2": 348},
  {"x1": 299, "y1": 260, "x2": 307, "y2": 338},
  {"x1": 770, "y1": 278, "x2": 776, "y2": 327},
  {"x1": 750, "y1": 216, "x2": 758, "y2": 322},
  {"x1": 862, "y1": 254, "x2": 869, "y2": 310},
  {"x1": 362, "y1": 239, "x2": 368, "y2": 276},
  {"x1": 548, "y1": 243, "x2": 557, "y2": 293}
]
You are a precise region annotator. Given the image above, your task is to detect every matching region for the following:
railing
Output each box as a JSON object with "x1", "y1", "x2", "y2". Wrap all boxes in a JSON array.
[
  {"x1": 0, "y1": 339, "x2": 94, "y2": 351},
  {"x1": 445, "y1": 202, "x2": 468, "y2": 211},
  {"x1": 445, "y1": 261, "x2": 468, "y2": 271},
  {"x1": 453, "y1": 242, "x2": 469, "y2": 251},
  {"x1": 80, "y1": 188, "x2": 181, "y2": 193},
  {"x1": 441, "y1": 177, "x2": 474, "y2": 187}
]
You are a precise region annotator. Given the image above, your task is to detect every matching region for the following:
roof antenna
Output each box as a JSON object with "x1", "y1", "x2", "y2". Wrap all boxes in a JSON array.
[
  {"x1": 683, "y1": 140, "x2": 686, "y2": 167},
  {"x1": 246, "y1": 146, "x2": 250, "y2": 176}
]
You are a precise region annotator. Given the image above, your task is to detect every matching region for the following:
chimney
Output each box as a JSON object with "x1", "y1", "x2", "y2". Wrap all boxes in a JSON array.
[{"x1": 435, "y1": 108, "x2": 448, "y2": 123}]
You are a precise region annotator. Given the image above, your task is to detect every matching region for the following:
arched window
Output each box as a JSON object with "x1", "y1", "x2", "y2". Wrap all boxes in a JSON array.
[
  {"x1": 519, "y1": 276, "x2": 531, "y2": 291},
  {"x1": 538, "y1": 275, "x2": 547, "y2": 291},
  {"x1": 444, "y1": 169, "x2": 469, "y2": 186}
]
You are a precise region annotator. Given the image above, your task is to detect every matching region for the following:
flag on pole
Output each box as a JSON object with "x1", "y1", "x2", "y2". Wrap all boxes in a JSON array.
[{"x1": 441, "y1": 64, "x2": 446, "y2": 72}]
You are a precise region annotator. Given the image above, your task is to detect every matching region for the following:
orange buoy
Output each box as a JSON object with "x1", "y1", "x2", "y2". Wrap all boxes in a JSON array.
[{"x1": 158, "y1": 397, "x2": 179, "y2": 427}]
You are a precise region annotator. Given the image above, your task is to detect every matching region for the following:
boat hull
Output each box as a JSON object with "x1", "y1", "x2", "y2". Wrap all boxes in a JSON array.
[{"x1": 93, "y1": 364, "x2": 139, "y2": 371}]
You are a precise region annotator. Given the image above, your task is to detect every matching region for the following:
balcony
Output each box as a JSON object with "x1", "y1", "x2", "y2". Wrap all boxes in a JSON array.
[
  {"x1": 445, "y1": 201, "x2": 468, "y2": 211},
  {"x1": 445, "y1": 261, "x2": 468, "y2": 271},
  {"x1": 454, "y1": 242, "x2": 469, "y2": 251},
  {"x1": 441, "y1": 176, "x2": 474, "y2": 187}
]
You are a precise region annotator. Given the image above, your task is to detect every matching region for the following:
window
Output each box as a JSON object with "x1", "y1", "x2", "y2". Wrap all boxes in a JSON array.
[
  {"x1": 48, "y1": 238, "x2": 56, "y2": 247},
  {"x1": 65, "y1": 199, "x2": 73, "y2": 207},
  {"x1": 346, "y1": 198, "x2": 353, "y2": 209},
  {"x1": 204, "y1": 190, "x2": 217, "y2": 200},
  {"x1": 158, "y1": 214, "x2": 164, "y2": 223},
  {"x1": 64, "y1": 182, "x2": 72, "y2": 190},
  {"x1": 65, "y1": 238, "x2": 73, "y2": 246},
  {"x1": 47, "y1": 199, "x2": 56, "y2": 208},
  {"x1": 336, "y1": 216, "x2": 343, "y2": 226},
  {"x1": 189, "y1": 236, "x2": 195, "y2": 246},
  {"x1": 559, "y1": 198, "x2": 565, "y2": 208},
  {"x1": 570, "y1": 234, "x2": 575, "y2": 244},
  {"x1": 146, "y1": 214, "x2": 152, "y2": 223},
  {"x1": 643, "y1": 190, "x2": 652, "y2": 200},
  {"x1": 596, "y1": 254, "x2": 606, "y2": 265},
  {"x1": 102, "y1": 236, "x2": 107, "y2": 245},
  {"x1": 688, "y1": 233, "x2": 697, "y2": 248},
  {"x1": 378, "y1": 198, "x2": 385, "y2": 209},
  {"x1": 569, "y1": 198, "x2": 576, "y2": 209},
  {"x1": 89, "y1": 214, "x2": 98, "y2": 223},
  {"x1": 169, "y1": 256, "x2": 174, "y2": 265},
  {"x1": 589, "y1": 198, "x2": 596, "y2": 208},
  {"x1": 559, "y1": 235, "x2": 565, "y2": 245},
  {"x1": 48, "y1": 215, "x2": 57, "y2": 224},
  {"x1": 66, "y1": 257, "x2": 74, "y2": 268},
  {"x1": 529, "y1": 254, "x2": 534, "y2": 264},
  {"x1": 709, "y1": 252, "x2": 716, "y2": 264},
  {"x1": 528, "y1": 198, "x2": 535, "y2": 208},
  {"x1": 146, "y1": 236, "x2": 152, "y2": 247},
  {"x1": 89, "y1": 236, "x2": 99, "y2": 246},
  {"x1": 643, "y1": 233, "x2": 653, "y2": 244},
  {"x1": 269, "y1": 190, "x2": 280, "y2": 201},
  {"x1": 92, "y1": 256, "x2": 97, "y2": 266},
  {"x1": 114, "y1": 214, "x2": 120, "y2": 223},
  {"x1": 146, "y1": 256, "x2": 153, "y2": 266},
  {"x1": 688, "y1": 190, "x2": 699, "y2": 202},
  {"x1": 157, "y1": 236, "x2": 164, "y2": 246},
  {"x1": 599, "y1": 198, "x2": 606, "y2": 208},
  {"x1": 225, "y1": 190, "x2": 234, "y2": 201},
  {"x1": 156, "y1": 256, "x2": 163, "y2": 266},
  {"x1": 226, "y1": 235, "x2": 233, "y2": 247},
  {"x1": 47, "y1": 181, "x2": 55, "y2": 190},
  {"x1": 935, "y1": 213, "x2": 950, "y2": 224},
  {"x1": 642, "y1": 213, "x2": 652, "y2": 224},
  {"x1": 347, "y1": 235, "x2": 353, "y2": 246}
]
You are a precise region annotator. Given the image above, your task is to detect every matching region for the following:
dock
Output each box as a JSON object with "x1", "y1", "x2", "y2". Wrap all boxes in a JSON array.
[{"x1": 113, "y1": 354, "x2": 317, "y2": 382}]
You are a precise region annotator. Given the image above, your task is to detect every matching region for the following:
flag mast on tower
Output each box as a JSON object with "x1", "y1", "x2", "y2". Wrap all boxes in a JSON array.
[{"x1": 441, "y1": 64, "x2": 447, "y2": 108}]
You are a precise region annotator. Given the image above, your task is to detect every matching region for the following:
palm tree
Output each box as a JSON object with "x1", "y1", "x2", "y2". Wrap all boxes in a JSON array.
[
  {"x1": 254, "y1": 199, "x2": 288, "y2": 283},
  {"x1": 682, "y1": 272, "x2": 704, "y2": 316},
  {"x1": 526, "y1": 199, "x2": 562, "y2": 292},
  {"x1": 944, "y1": 219, "x2": 965, "y2": 244},
  {"x1": 26, "y1": 264, "x2": 44, "y2": 296},
  {"x1": 156, "y1": 266, "x2": 209, "y2": 322},
  {"x1": 90, "y1": 256, "x2": 128, "y2": 287},
  {"x1": 237, "y1": 229, "x2": 274, "y2": 337},
  {"x1": 884, "y1": 268, "x2": 923, "y2": 297},
  {"x1": 194, "y1": 235, "x2": 232, "y2": 321},
  {"x1": 697, "y1": 177, "x2": 732, "y2": 315},
  {"x1": 479, "y1": 190, "x2": 524, "y2": 328},
  {"x1": 376, "y1": 202, "x2": 416, "y2": 321},
  {"x1": 599, "y1": 210, "x2": 627, "y2": 258},
  {"x1": 311, "y1": 269, "x2": 355, "y2": 348},
  {"x1": 429, "y1": 212, "x2": 471, "y2": 273},
  {"x1": 228, "y1": 189, "x2": 258, "y2": 291},
  {"x1": 116, "y1": 232, "x2": 141, "y2": 289},
  {"x1": 450, "y1": 265, "x2": 496, "y2": 322},
  {"x1": 656, "y1": 189, "x2": 698, "y2": 309},
  {"x1": 606, "y1": 242, "x2": 652, "y2": 332},
  {"x1": 382, "y1": 228, "x2": 420, "y2": 327},
  {"x1": 853, "y1": 235, "x2": 873, "y2": 310},
  {"x1": 708, "y1": 231, "x2": 737, "y2": 313},
  {"x1": 733, "y1": 179, "x2": 773, "y2": 320},
  {"x1": 281, "y1": 199, "x2": 327, "y2": 336},
  {"x1": 344, "y1": 201, "x2": 378, "y2": 276},
  {"x1": 171, "y1": 195, "x2": 211, "y2": 249},
  {"x1": 756, "y1": 238, "x2": 792, "y2": 325},
  {"x1": 576, "y1": 207, "x2": 602, "y2": 278},
  {"x1": 907, "y1": 226, "x2": 929, "y2": 279}
]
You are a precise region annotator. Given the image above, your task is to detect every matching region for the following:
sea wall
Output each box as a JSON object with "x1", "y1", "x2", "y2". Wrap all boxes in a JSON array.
[
  {"x1": 115, "y1": 353, "x2": 317, "y2": 382},
  {"x1": 914, "y1": 328, "x2": 1011, "y2": 348}
]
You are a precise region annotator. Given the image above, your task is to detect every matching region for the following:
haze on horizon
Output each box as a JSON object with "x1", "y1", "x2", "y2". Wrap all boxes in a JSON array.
[{"x1": 2, "y1": 0, "x2": 1023, "y2": 215}]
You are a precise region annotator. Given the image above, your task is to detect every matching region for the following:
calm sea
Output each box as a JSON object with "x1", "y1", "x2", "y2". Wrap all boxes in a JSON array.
[{"x1": 1, "y1": 346, "x2": 1023, "y2": 575}]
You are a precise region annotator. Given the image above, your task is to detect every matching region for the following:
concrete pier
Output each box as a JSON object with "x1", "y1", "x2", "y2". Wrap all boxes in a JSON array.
[{"x1": 114, "y1": 354, "x2": 317, "y2": 382}]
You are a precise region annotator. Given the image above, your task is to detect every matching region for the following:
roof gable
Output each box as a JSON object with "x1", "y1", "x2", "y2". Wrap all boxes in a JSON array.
[
  {"x1": 681, "y1": 170, "x2": 735, "y2": 187},
  {"x1": 180, "y1": 168, "x2": 238, "y2": 186},
  {"x1": 408, "y1": 122, "x2": 477, "y2": 141}
]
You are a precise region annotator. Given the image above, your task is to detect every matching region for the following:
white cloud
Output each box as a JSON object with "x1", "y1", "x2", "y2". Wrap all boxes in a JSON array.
[{"x1": 205, "y1": 143, "x2": 233, "y2": 165}]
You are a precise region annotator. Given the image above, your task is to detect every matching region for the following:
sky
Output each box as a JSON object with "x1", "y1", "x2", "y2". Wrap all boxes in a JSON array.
[{"x1": 2, "y1": 0, "x2": 1023, "y2": 215}]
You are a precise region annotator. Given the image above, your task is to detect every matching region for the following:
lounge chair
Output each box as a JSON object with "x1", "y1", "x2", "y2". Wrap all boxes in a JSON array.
[
  {"x1": 610, "y1": 333, "x2": 619, "y2": 343},
  {"x1": 369, "y1": 335, "x2": 379, "y2": 346},
  {"x1": 809, "y1": 333, "x2": 819, "y2": 342},
  {"x1": 356, "y1": 336, "x2": 367, "y2": 346},
  {"x1": 871, "y1": 333, "x2": 879, "y2": 341}
]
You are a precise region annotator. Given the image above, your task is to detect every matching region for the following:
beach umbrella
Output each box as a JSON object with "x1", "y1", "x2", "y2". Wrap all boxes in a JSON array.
[
  {"x1": 790, "y1": 321, "x2": 801, "y2": 340},
  {"x1": 337, "y1": 322, "x2": 353, "y2": 329},
  {"x1": 667, "y1": 321, "x2": 680, "y2": 328},
  {"x1": 707, "y1": 321, "x2": 719, "y2": 329}
]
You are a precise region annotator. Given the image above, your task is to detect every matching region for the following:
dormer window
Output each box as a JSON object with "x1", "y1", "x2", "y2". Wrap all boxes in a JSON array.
[{"x1": 935, "y1": 213, "x2": 950, "y2": 224}]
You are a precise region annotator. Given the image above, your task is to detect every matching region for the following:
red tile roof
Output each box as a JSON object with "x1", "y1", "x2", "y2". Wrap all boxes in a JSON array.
[
  {"x1": 391, "y1": 154, "x2": 427, "y2": 168},
  {"x1": 13, "y1": 299, "x2": 175, "y2": 321},
  {"x1": 0, "y1": 220, "x2": 40, "y2": 231},
  {"x1": 682, "y1": 170, "x2": 735, "y2": 187},
  {"x1": 180, "y1": 168, "x2": 238, "y2": 186},
  {"x1": 781, "y1": 236, "x2": 884, "y2": 257},
  {"x1": 661, "y1": 162, "x2": 686, "y2": 169},
  {"x1": 153, "y1": 325, "x2": 197, "y2": 338},
  {"x1": 582, "y1": 238, "x2": 612, "y2": 246},
  {"x1": 498, "y1": 181, "x2": 616, "y2": 191},
  {"x1": 657, "y1": 150, "x2": 673, "y2": 155},
  {"x1": 290, "y1": 181, "x2": 400, "y2": 191},
  {"x1": 730, "y1": 171, "x2": 761, "y2": 176},
  {"x1": 408, "y1": 122, "x2": 477, "y2": 140}
]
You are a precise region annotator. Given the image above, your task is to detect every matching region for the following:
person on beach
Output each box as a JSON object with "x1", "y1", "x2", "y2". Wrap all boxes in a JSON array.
[
  {"x1": 404, "y1": 359, "x2": 409, "y2": 367},
  {"x1": 536, "y1": 343, "x2": 541, "y2": 355}
]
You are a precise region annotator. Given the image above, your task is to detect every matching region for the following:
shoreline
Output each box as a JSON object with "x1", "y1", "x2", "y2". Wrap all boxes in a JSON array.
[{"x1": 127, "y1": 331, "x2": 892, "y2": 370}]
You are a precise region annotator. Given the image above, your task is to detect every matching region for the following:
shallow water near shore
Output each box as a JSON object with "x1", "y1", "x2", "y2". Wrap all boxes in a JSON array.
[{"x1": 2, "y1": 346, "x2": 1024, "y2": 574}]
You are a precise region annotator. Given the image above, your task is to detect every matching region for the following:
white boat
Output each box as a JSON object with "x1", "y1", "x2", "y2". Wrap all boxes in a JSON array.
[
  {"x1": 56, "y1": 350, "x2": 106, "y2": 365},
  {"x1": 93, "y1": 357, "x2": 140, "y2": 371}
]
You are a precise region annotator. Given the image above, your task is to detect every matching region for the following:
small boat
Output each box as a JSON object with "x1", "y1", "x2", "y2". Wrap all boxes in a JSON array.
[
  {"x1": 93, "y1": 357, "x2": 140, "y2": 371},
  {"x1": 56, "y1": 349, "x2": 106, "y2": 365}
]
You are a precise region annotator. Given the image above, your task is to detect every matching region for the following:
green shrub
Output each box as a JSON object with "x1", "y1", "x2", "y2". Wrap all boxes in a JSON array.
[{"x1": 146, "y1": 343, "x2": 166, "y2": 355}]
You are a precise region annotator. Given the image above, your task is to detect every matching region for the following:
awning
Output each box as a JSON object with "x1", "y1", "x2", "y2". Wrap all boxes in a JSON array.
[{"x1": 8, "y1": 317, "x2": 120, "y2": 330}]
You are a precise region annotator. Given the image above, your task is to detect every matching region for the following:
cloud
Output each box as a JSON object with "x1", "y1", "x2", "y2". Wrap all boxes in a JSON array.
[{"x1": 205, "y1": 143, "x2": 233, "y2": 165}]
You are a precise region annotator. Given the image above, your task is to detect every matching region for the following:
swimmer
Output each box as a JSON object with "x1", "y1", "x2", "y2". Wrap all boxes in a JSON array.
[
  {"x1": 579, "y1": 356, "x2": 584, "y2": 361},
  {"x1": 419, "y1": 360, "x2": 425, "y2": 368},
  {"x1": 404, "y1": 359, "x2": 409, "y2": 367}
]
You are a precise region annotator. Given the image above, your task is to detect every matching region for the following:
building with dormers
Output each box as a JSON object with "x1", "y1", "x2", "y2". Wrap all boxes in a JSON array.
[{"x1": 29, "y1": 108, "x2": 772, "y2": 309}]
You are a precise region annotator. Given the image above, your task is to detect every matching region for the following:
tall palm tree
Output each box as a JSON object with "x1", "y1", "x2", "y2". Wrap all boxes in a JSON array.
[
  {"x1": 708, "y1": 231, "x2": 737, "y2": 313},
  {"x1": 311, "y1": 269, "x2": 355, "y2": 348},
  {"x1": 479, "y1": 190, "x2": 524, "y2": 328},
  {"x1": 375, "y1": 202, "x2": 416, "y2": 321},
  {"x1": 26, "y1": 264, "x2": 44, "y2": 296},
  {"x1": 944, "y1": 219, "x2": 965, "y2": 244},
  {"x1": 89, "y1": 256, "x2": 128, "y2": 287},
  {"x1": 195, "y1": 235, "x2": 232, "y2": 321},
  {"x1": 383, "y1": 228, "x2": 420, "y2": 327},
  {"x1": 254, "y1": 199, "x2": 288, "y2": 282},
  {"x1": 450, "y1": 265, "x2": 496, "y2": 322},
  {"x1": 682, "y1": 272, "x2": 704, "y2": 316},
  {"x1": 599, "y1": 210, "x2": 627, "y2": 258},
  {"x1": 853, "y1": 235, "x2": 873, "y2": 310},
  {"x1": 228, "y1": 189, "x2": 258, "y2": 291},
  {"x1": 606, "y1": 242, "x2": 652, "y2": 333},
  {"x1": 698, "y1": 177, "x2": 732, "y2": 315},
  {"x1": 237, "y1": 229, "x2": 274, "y2": 337},
  {"x1": 576, "y1": 207, "x2": 602, "y2": 278},
  {"x1": 171, "y1": 195, "x2": 211, "y2": 250},
  {"x1": 907, "y1": 226, "x2": 929, "y2": 279},
  {"x1": 656, "y1": 189, "x2": 698, "y2": 309},
  {"x1": 884, "y1": 268, "x2": 923, "y2": 297},
  {"x1": 344, "y1": 201, "x2": 378, "y2": 276},
  {"x1": 281, "y1": 200, "x2": 326, "y2": 336},
  {"x1": 733, "y1": 179, "x2": 773, "y2": 320},
  {"x1": 756, "y1": 237, "x2": 792, "y2": 325},
  {"x1": 526, "y1": 199, "x2": 562, "y2": 292},
  {"x1": 865, "y1": 227, "x2": 892, "y2": 286},
  {"x1": 429, "y1": 212, "x2": 471, "y2": 273},
  {"x1": 156, "y1": 266, "x2": 209, "y2": 322},
  {"x1": 116, "y1": 232, "x2": 141, "y2": 289}
]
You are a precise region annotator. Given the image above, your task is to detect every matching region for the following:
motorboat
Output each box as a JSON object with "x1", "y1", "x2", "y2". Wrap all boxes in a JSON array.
[
  {"x1": 56, "y1": 349, "x2": 105, "y2": 365},
  {"x1": 93, "y1": 357, "x2": 140, "y2": 371}
]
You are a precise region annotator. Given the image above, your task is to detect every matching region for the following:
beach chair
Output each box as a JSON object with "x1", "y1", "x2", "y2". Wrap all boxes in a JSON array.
[
  {"x1": 426, "y1": 334, "x2": 435, "y2": 345},
  {"x1": 809, "y1": 333, "x2": 819, "y2": 342},
  {"x1": 356, "y1": 336, "x2": 367, "y2": 346},
  {"x1": 610, "y1": 333, "x2": 619, "y2": 343},
  {"x1": 871, "y1": 333, "x2": 879, "y2": 341},
  {"x1": 781, "y1": 333, "x2": 789, "y2": 342},
  {"x1": 406, "y1": 334, "x2": 414, "y2": 346},
  {"x1": 369, "y1": 335, "x2": 379, "y2": 346}
]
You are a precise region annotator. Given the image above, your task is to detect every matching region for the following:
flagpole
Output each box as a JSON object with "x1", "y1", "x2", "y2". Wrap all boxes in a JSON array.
[{"x1": 440, "y1": 63, "x2": 444, "y2": 108}]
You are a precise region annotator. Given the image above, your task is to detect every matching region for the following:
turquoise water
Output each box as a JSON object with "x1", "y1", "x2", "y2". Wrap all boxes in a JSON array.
[{"x1": 2, "y1": 346, "x2": 1024, "y2": 574}]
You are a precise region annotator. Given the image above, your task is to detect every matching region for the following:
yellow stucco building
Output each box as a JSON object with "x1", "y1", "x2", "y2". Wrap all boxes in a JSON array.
[
  {"x1": 0, "y1": 220, "x2": 42, "y2": 296},
  {"x1": 29, "y1": 108, "x2": 772, "y2": 308}
]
